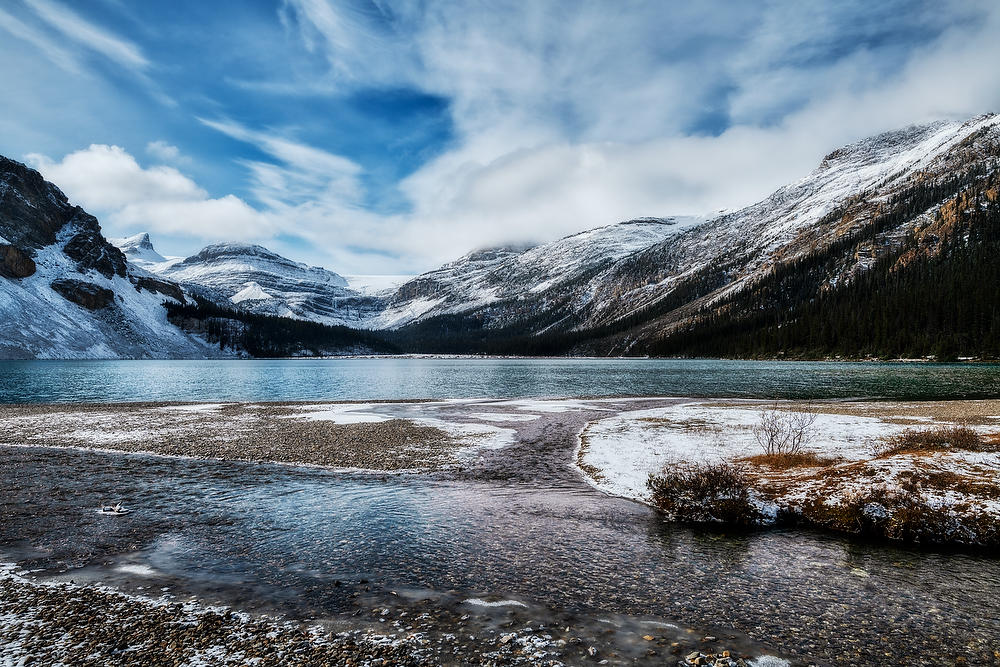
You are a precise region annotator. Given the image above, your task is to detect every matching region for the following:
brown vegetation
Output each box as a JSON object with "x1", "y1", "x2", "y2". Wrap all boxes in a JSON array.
[
  {"x1": 751, "y1": 407, "x2": 817, "y2": 457},
  {"x1": 871, "y1": 426, "x2": 995, "y2": 457},
  {"x1": 740, "y1": 451, "x2": 839, "y2": 470},
  {"x1": 646, "y1": 462, "x2": 760, "y2": 527}
]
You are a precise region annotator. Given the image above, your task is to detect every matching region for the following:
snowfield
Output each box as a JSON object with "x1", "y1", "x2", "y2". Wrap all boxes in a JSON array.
[{"x1": 577, "y1": 399, "x2": 1000, "y2": 545}]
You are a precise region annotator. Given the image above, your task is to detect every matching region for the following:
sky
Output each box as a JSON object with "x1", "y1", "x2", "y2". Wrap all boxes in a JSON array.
[{"x1": 1, "y1": 0, "x2": 999, "y2": 275}]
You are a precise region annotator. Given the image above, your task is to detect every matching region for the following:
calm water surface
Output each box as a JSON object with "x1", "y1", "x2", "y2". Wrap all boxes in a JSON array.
[
  {"x1": 4, "y1": 446, "x2": 999, "y2": 665},
  {"x1": 3, "y1": 358, "x2": 1000, "y2": 402}
]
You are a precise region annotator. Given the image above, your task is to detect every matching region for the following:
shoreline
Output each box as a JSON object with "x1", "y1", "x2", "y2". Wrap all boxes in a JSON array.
[{"x1": 3, "y1": 396, "x2": 1000, "y2": 664}]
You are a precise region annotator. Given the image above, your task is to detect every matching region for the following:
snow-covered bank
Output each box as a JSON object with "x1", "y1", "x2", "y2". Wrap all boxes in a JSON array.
[{"x1": 577, "y1": 400, "x2": 1000, "y2": 546}]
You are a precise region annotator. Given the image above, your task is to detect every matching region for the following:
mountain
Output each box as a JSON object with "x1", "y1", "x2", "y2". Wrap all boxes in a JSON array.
[
  {"x1": 389, "y1": 114, "x2": 1000, "y2": 357},
  {"x1": 108, "y1": 232, "x2": 169, "y2": 267},
  {"x1": 144, "y1": 242, "x2": 384, "y2": 327},
  {"x1": 7, "y1": 114, "x2": 998, "y2": 359},
  {"x1": 374, "y1": 216, "x2": 706, "y2": 329},
  {"x1": 0, "y1": 156, "x2": 219, "y2": 359}
]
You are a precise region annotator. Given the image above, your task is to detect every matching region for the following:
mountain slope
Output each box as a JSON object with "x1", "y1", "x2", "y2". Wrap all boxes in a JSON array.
[
  {"x1": 0, "y1": 156, "x2": 220, "y2": 359},
  {"x1": 375, "y1": 216, "x2": 706, "y2": 329},
  {"x1": 148, "y1": 242, "x2": 383, "y2": 327},
  {"x1": 388, "y1": 114, "x2": 1000, "y2": 356}
]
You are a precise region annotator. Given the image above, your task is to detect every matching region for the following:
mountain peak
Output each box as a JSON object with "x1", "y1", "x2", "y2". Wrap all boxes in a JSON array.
[{"x1": 110, "y1": 231, "x2": 166, "y2": 266}]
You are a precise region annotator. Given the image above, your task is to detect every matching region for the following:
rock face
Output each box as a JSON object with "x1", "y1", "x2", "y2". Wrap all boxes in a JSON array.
[
  {"x1": 153, "y1": 242, "x2": 383, "y2": 326},
  {"x1": 0, "y1": 155, "x2": 71, "y2": 249},
  {"x1": 0, "y1": 244, "x2": 35, "y2": 278},
  {"x1": 50, "y1": 279, "x2": 115, "y2": 310},
  {"x1": 133, "y1": 275, "x2": 186, "y2": 304},
  {"x1": 0, "y1": 156, "x2": 221, "y2": 359}
]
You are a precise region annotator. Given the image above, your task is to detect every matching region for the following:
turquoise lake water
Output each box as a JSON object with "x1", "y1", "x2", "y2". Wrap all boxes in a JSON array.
[{"x1": 2, "y1": 358, "x2": 1000, "y2": 402}]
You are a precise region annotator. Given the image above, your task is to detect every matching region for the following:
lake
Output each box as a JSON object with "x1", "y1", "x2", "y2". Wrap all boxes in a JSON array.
[{"x1": 3, "y1": 358, "x2": 1000, "y2": 403}]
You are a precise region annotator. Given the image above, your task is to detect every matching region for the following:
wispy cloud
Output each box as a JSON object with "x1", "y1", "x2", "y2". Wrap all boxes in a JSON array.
[
  {"x1": 8, "y1": 0, "x2": 1000, "y2": 274},
  {"x1": 197, "y1": 117, "x2": 363, "y2": 208},
  {"x1": 0, "y1": 6, "x2": 83, "y2": 74},
  {"x1": 23, "y1": 0, "x2": 148, "y2": 70}
]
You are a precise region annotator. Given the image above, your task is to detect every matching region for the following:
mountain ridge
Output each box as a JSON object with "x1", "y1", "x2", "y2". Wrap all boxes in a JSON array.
[{"x1": 4, "y1": 113, "x2": 999, "y2": 358}]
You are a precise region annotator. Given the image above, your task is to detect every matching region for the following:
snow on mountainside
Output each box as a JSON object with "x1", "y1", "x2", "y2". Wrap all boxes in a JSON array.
[
  {"x1": 374, "y1": 216, "x2": 706, "y2": 329},
  {"x1": 0, "y1": 156, "x2": 221, "y2": 359},
  {"x1": 368, "y1": 114, "x2": 1000, "y2": 346},
  {"x1": 150, "y1": 242, "x2": 382, "y2": 326},
  {"x1": 557, "y1": 114, "x2": 1000, "y2": 352},
  {"x1": 108, "y1": 232, "x2": 171, "y2": 267}
]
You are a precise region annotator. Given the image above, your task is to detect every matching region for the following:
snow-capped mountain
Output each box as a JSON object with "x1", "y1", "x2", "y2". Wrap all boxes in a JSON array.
[
  {"x1": 0, "y1": 156, "x2": 220, "y2": 359},
  {"x1": 5, "y1": 114, "x2": 998, "y2": 358},
  {"x1": 108, "y1": 232, "x2": 170, "y2": 268},
  {"x1": 380, "y1": 114, "x2": 1000, "y2": 355},
  {"x1": 149, "y1": 242, "x2": 383, "y2": 326},
  {"x1": 580, "y1": 114, "x2": 1000, "y2": 343},
  {"x1": 374, "y1": 216, "x2": 706, "y2": 329}
]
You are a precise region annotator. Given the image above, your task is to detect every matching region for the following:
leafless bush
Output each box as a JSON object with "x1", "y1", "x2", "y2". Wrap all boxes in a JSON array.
[
  {"x1": 646, "y1": 462, "x2": 761, "y2": 527},
  {"x1": 751, "y1": 405, "x2": 818, "y2": 457}
]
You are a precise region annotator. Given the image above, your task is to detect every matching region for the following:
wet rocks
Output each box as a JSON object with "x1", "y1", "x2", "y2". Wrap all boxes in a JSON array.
[
  {"x1": 682, "y1": 649, "x2": 748, "y2": 666},
  {"x1": 50, "y1": 278, "x2": 116, "y2": 310}
]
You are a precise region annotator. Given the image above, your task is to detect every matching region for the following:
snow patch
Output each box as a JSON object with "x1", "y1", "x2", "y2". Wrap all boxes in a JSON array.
[{"x1": 230, "y1": 281, "x2": 273, "y2": 303}]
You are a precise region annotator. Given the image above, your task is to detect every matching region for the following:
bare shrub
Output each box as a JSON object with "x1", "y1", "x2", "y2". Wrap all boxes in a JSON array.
[
  {"x1": 870, "y1": 426, "x2": 993, "y2": 457},
  {"x1": 752, "y1": 406, "x2": 818, "y2": 457},
  {"x1": 646, "y1": 462, "x2": 761, "y2": 527}
]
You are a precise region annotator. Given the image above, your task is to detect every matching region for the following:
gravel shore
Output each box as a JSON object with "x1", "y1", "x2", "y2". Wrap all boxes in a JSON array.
[
  {"x1": 0, "y1": 564, "x2": 575, "y2": 666},
  {"x1": 0, "y1": 403, "x2": 469, "y2": 471}
]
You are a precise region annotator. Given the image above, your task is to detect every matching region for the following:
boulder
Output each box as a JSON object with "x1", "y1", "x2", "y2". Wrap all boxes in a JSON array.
[
  {"x1": 50, "y1": 278, "x2": 116, "y2": 310},
  {"x1": 0, "y1": 244, "x2": 35, "y2": 278},
  {"x1": 133, "y1": 275, "x2": 186, "y2": 303}
]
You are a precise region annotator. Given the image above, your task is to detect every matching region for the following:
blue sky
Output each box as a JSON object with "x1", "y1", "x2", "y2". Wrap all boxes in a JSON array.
[{"x1": 2, "y1": 0, "x2": 998, "y2": 274}]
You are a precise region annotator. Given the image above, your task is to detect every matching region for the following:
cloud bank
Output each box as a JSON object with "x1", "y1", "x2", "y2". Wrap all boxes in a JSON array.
[{"x1": 9, "y1": 0, "x2": 1000, "y2": 273}]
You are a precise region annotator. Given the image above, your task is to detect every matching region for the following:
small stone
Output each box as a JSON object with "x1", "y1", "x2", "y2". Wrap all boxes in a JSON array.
[{"x1": 642, "y1": 634, "x2": 654, "y2": 641}]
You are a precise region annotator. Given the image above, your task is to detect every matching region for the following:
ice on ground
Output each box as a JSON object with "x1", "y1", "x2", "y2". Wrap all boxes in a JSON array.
[
  {"x1": 469, "y1": 412, "x2": 541, "y2": 422},
  {"x1": 284, "y1": 404, "x2": 393, "y2": 424},
  {"x1": 116, "y1": 564, "x2": 157, "y2": 577},
  {"x1": 415, "y1": 418, "x2": 515, "y2": 454},
  {"x1": 160, "y1": 403, "x2": 227, "y2": 413},
  {"x1": 463, "y1": 598, "x2": 528, "y2": 608},
  {"x1": 494, "y1": 399, "x2": 613, "y2": 413}
]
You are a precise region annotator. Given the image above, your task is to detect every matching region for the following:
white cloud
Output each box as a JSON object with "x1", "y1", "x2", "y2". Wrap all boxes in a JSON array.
[
  {"x1": 266, "y1": 0, "x2": 1000, "y2": 272},
  {"x1": 23, "y1": 0, "x2": 148, "y2": 70},
  {"x1": 0, "y1": 6, "x2": 82, "y2": 74},
  {"x1": 145, "y1": 140, "x2": 183, "y2": 163},
  {"x1": 14, "y1": 1, "x2": 1000, "y2": 276},
  {"x1": 197, "y1": 117, "x2": 363, "y2": 208},
  {"x1": 26, "y1": 145, "x2": 272, "y2": 240}
]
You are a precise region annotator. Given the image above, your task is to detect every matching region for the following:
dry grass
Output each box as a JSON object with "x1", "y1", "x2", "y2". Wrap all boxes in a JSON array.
[
  {"x1": 871, "y1": 426, "x2": 996, "y2": 457},
  {"x1": 740, "y1": 451, "x2": 840, "y2": 470}
]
